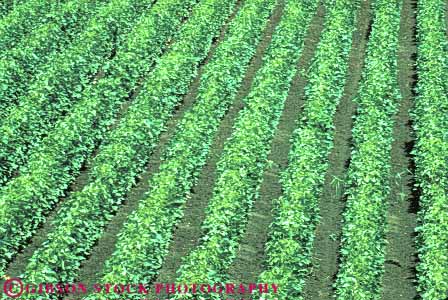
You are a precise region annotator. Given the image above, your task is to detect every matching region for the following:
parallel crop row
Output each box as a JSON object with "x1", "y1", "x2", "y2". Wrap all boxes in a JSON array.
[
  {"x1": 87, "y1": 0, "x2": 275, "y2": 296},
  {"x1": 0, "y1": 0, "x2": 109, "y2": 119},
  {"x1": 414, "y1": 0, "x2": 448, "y2": 299},
  {"x1": 0, "y1": 1, "x2": 24, "y2": 18},
  {"x1": 0, "y1": 0, "x2": 199, "y2": 278},
  {"x1": 0, "y1": 0, "x2": 69, "y2": 49},
  {"x1": 0, "y1": 0, "x2": 156, "y2": 185},
  {"x1": 0, "y1": 0, "x2": 67, "y2": 50},
  {"x1": 256, "y1": 0, "x2": 360, "y2": 298},
  {"x1": 18, "y1": 0, "x2": 237, "y2": 289},
  {"x1": 334, "y1": 0, "x2": 402, "y2": 299},
  {"x1": 174, "y1": 0, "x2": 319, "y2": 296}
]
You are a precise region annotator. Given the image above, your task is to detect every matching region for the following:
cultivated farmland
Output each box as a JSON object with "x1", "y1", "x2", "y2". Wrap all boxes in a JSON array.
[{"x1": 0, "y1": 0, "x2": 447, "y2": 299}]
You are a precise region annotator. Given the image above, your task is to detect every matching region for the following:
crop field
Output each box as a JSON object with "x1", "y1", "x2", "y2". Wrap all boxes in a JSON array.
[{"x1": 0, "y1": 0, "x2": 447, "y2": 299}]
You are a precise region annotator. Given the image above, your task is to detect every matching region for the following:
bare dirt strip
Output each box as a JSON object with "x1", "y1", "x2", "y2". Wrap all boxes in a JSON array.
[
  {"x1": 4, "y1": 158, "x2": 91, "y2": 280},
  {"x1": 302, "y1": 0, "x2": 372, "y2": 299},
  {"x1": 382, "y1": 0, "x2": 418, "y2": 298},
  {"x1": 69, "y1": 1, "x2": 245, "y2": 299},
  {"x1": 3, "y1": 0, "x2": 192, "y2": 282},
  {"x1": 226, "y1": 2, "x2": 326, "y2": 285},
  {"x1": 2, "y1": 1, "x2": 243, "y2": 298},
  {"x1": 147, "y1": 1, "x2": 289, "y2": 297}
]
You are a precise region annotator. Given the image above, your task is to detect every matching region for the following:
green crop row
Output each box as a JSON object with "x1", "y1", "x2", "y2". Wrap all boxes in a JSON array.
[
  {"x1": 17, "y1": 0, "x2": 237, "y2": 290},
  {"x1": 414, "y1": 0, "x2": 448, "y2": 299},
  {"x1": 173, "y1": 0, "x2": 318, "y2": 298},
  {"x1": 0, "y1": 0, "x2": 24, "y2": 18},
  {"x1": 0, "y1": 0, "x2": 199, "y2": 277},
  {"x1": 86, "y1": 0, "x2": 275, "y2": 298},
  {"x1": 256, "y1": 0, "x2": 360, "y2": 298},
  {"x1": 0, "y1": 0, "x2": 156, "y2": 185},
  {"x1": 334, "y1": 0, "x2": 402, "y2": 299},
  {"x1": 0, "y1": 0, "x2": 110, "y2": 119},
  {"x1": 0, "y1": 0, "x2": 68, "y2": 49}
]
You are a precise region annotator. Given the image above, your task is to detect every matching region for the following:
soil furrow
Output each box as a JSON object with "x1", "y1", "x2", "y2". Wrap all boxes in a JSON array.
[
  {"x1": 302, "y1": 0, "x2": 372, "y2": 298},
  {"x1": 2, "y1": 49, "x2": 148, "y2": 288},
  {"x1": 382, "y1": 0, "x2": 418, "y2": 298},
  {"x1": 147, "y1": 2, "x2": 289, "y2": 296},
  {"x1": 3, "y1": 161, "x2": 91, "y2": 280},
  {"x1": 68, "y1": 2, "x2": 245, "y2": 298},
  {"x1": 226, "y1": 2, "x2": 326, "y2": 284},
  {"x1": 1, "y1": 7, "x2": 191, "y2": 280}
]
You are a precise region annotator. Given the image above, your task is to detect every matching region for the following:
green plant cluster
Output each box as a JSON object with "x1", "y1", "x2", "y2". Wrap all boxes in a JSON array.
[
  {"x1": 256, "y1": 0, "x2": 360, "y2": 298},
  {"x1": 334, "y1": 0, "x2": 402, "y2": 299},
  {"x1": 0, "y1": 0, "x2": 68, "y2": 49},
  {"x1": 0, "y1": 0, "x2": 110, "y2": 119},
  {"x1": 0, "y1": 1, "x2": 24, "y2": 18},
  {"x1": 414, "y1": 0, "x2": 448, "y2": 298},
  {"x1": 16, "y1": 0, "x2": 237, "y2": 291},
  {"x1": 173, "y1": 0, "x2": 318, "y2": 298},
  {"x1": 0, "y1": 0, "x2": 156, "y2": 185},
  {"x1": 0, "y1": 0, "x2": 199, "y2": 278},
  {"x1": 86, "y1": 0, "x2": 276, "y2": 298}
]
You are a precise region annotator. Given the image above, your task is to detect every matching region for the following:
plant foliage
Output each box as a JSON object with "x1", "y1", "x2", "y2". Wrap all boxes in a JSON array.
[
  {"x1": 174, "y1": 0, "x2": 319, "y2": 298},
  {"x1": 256, "y1": 0, "x2": 360, "y2": 298},
  {"x1": 414, "y1": 0, "x2": 448, "y2": 298},
  {"x1": 334, "y1": 0, "x2": 402, "y2": 299}
]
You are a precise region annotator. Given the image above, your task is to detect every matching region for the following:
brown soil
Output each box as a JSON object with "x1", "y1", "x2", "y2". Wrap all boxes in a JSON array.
[
  {"x1": 68, "y1": 1, "x2": 245, "y2": 298},
  {"x1": 226, "y1": 2, "x2": 326, "y2": 285},
  {"x1": 382, "y1": 0, "x2": 418, "y2": 298},
  {"x1": 146, "y1": 1, "x2": 289, "y2": 297},
  {"x1": 302, "y1": 1, "x2": 372, "y2": 299}
]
